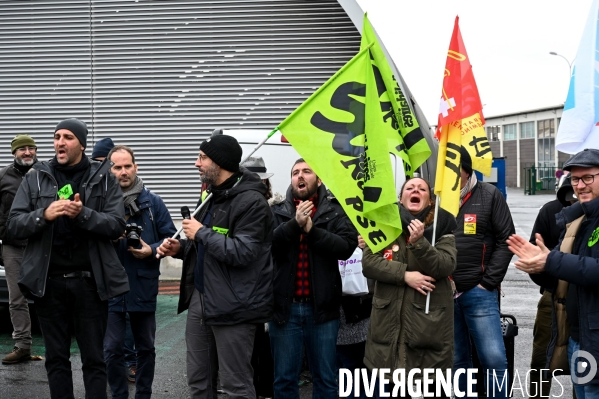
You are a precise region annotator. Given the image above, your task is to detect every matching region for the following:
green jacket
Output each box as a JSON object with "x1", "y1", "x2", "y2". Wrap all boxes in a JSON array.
[{"x1": 362, "y1": 232, "x2": 457, "y2": 372}]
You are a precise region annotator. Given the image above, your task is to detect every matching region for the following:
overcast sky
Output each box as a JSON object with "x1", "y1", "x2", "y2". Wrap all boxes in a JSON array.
[{"x1": 355, "y1": 0, "x2": 594, "y2": 126}]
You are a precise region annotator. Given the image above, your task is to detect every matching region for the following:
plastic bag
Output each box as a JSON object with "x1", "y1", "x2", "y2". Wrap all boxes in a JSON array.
[{"x1": 338, "y1": 247, "x2": 368, "y2": 296}]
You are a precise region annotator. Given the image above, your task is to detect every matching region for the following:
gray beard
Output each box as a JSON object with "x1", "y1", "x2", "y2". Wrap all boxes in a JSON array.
[
  {"x1": 200, "y1": 164, "x2": 220, "y2": 186},
  {"x1": 15, "y1": 157, "x2": 36, "y2": 166}
]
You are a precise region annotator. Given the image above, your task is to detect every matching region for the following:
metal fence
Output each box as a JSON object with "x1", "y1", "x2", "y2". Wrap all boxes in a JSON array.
[{"x1": 523, "y1": 166, "x2": 558, "y2": 195}]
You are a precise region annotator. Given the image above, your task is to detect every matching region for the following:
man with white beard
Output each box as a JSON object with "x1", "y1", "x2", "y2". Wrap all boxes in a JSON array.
[{"x1": 0, "y1": 135, "x2": 38, "y2": 364}]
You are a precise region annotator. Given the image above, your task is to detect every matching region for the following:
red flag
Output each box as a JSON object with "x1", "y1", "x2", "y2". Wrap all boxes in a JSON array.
[{"x1": 436, "y1": 16, "x2": 484, "y2": 139}]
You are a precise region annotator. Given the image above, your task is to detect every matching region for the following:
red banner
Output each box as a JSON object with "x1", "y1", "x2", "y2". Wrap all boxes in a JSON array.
[{"x1": 436, "y1": 16, "x2": 484, "y2": 138}]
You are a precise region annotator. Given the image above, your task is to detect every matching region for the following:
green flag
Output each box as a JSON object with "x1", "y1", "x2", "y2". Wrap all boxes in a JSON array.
[
  {"x1": 361, "y1": 14, "x2": 431, "y2": 176},
  {"x1": 278, "y1": 44, "x2": 402, "y2": 252}
]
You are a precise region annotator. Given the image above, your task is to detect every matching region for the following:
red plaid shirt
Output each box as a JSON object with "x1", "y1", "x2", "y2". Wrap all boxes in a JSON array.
[{"x1": 293, "y1": 196, "x2": 317, "y2": 298}]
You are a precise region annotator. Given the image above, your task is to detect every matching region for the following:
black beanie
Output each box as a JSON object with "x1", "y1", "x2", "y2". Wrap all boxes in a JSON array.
[
  {"x1": 91, "y1": 137, "x2": 115, "y2": 160},
  {"x1": 55, "y1": 118, "x2": 88, "y2": 149},
  {"x1": 199, "y1": 134, "x2": 242, "y2": 172},
  {"x1": 459, "y1": 146, "x2": 473, "y2": 176}
]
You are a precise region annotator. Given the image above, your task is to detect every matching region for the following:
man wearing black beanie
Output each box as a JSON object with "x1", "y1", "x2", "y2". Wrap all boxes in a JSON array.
[
  {"x1": 451, "y1": 145, "x2": 515, "y2": 398},
  {"x1": 7, "y1": 118, "x2": 128, "y2": 399},
  {"x1": 157, "y1": 133, "x2": 273, "y2": 398}
]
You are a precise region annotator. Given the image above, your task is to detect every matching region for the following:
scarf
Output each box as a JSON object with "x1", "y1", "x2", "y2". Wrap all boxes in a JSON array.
[
  {"x1": 13, "y1": 159, "x2": 35, "y2": 176},
  {"x1": 123, "y1": 176, "x2": 144, "y2": 216},
  {"x1": 400, "y1": 204, "x2": 457, "y2": 244},
  {"x1": 210, "y1": 171, "x2": 242, "y2": 197},
  {"x1": 460, "y1": 173, "x2": 478, "y2": 207},
  {"x1": 50, "y1": 155, "x2": 91, "y2": 258}
]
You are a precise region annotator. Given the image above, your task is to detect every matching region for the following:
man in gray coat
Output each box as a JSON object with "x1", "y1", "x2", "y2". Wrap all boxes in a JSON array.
[
  {"x1": 0, "y1": 134, "x2": 38, "y2": 364},
  {"x1": 8, "y1": 118, "x2": 129, "y2": 399}
]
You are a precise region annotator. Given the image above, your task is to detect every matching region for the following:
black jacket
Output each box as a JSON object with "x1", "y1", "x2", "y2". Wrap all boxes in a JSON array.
[
  {"x1": 0, "y1": 163, "x2": 32, "y2": 246},
  {"x1": 529, "y1": 198, "x2": 569, "y2": 295},
  {"x1": 453, "y1": 182, "x2": 515, "y2": 292},
  {"x1": 529, "y1": 199, "x2": 566, "y2": 251},
  {"x1": 271, "y1": 184, "x2": 357, "y2": 325},
  {"x1": 7, "y1": 159, "x2": 129, "y2": 300},
  {"x1": 540, "y1": 199, "x2": 599, "y2": 384},
  {"x1": 177, "y1": 168, "x2": 274, "y2": 325}
]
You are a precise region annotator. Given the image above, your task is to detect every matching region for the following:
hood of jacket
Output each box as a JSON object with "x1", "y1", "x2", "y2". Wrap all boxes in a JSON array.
[{"x1": 210, "y1": 167, "x2": 268, "y2": 201}]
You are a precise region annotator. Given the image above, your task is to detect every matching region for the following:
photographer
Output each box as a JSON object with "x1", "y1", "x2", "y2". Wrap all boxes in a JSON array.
[{"x1": 104, "y1": 145, "x2": 176, "y2": 399}]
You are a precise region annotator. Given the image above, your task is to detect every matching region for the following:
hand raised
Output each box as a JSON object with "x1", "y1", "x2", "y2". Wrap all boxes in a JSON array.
[
  {"x1": 408, "y1": 219, "x2": 425, "y2": 242},
  {"x1": 64, "y1": 193, "x2": 83, "y2": 218},
  {"x1": 43, "y1": 199, "x2": 70, "y2": 221},
  {"x1": 295, "y1": 201, "x2": 314, "y2": 228}
]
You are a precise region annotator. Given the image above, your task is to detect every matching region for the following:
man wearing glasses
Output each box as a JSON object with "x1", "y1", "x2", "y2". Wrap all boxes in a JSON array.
[
  {"x1": 508, "y1": 148, "x2": 599, "y2": 398},
  {"x1": 0, "y1": 135, "x2": 37, "y2": 364},
  {"x1": 157, "y1": 134, "x2": 273, "y2": 398}
]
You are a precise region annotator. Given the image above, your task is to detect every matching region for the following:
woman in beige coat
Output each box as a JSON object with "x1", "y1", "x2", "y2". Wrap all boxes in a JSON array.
[{"x1": 362, "y1": 177, "x2": 457, "y2": 389}]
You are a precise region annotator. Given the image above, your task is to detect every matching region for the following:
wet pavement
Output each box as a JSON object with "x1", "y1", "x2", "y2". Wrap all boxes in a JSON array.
[{"x1": 0, "y1": 187, "x2": 577, "y2": 398}]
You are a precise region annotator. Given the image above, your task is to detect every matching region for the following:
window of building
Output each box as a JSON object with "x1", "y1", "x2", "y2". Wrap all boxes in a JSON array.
[
  {"x1": 538, "y1": 119, "x2": 555, "y2": 167},
  {"x1": 503, "y1": 124, "x2": 516, "y2": 140},
  {"x1": 520, "y1": 121, "x2": 535, "y2": 139},
  {"x1": 487, "y1": 125, "x2": 500, "y2": 141}
]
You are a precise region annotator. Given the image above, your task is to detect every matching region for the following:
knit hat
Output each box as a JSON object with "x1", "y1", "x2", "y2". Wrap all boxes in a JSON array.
[
  {"x1": 459, "y1": 146, "x2": 473, "y2": 176},
  {"x1": 91, "y1": 137, "x2": 115, "y2": 160},
  {"x1": 199, "y1": 134, "x2": 242, "y2": 172},
  {"x1": 55, "y1": 118, "x2": 88, "y2": 149},
  {"x1": 241, "y1": 156, "x2": 273, "y2": 179},
  {"x1": 11, "y1": 134, "x2": 37, "y2": 154}
]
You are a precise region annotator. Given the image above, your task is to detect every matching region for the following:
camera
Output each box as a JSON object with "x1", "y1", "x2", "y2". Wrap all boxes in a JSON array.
[{"x1": 125, "y1": 223, "x2": 143, "y2": 248}]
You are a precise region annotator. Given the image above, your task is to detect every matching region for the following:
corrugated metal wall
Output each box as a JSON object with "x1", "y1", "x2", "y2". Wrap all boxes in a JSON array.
[{"x1": 0, "y1": 0, "x2": 360, "y2": 216}]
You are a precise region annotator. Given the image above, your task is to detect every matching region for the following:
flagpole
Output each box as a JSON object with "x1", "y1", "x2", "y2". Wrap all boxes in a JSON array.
[
  {"x1": 170, "y1": 126, "x2": 280, "y2": 240},
  {"x1": 425, "y1": 199, "x2": 441, "y2": 314}
]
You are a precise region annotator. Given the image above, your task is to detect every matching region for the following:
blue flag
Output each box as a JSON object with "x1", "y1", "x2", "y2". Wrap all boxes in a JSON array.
[{"x1": 556, "y1": 0, "x2": 599, "y2": 154}]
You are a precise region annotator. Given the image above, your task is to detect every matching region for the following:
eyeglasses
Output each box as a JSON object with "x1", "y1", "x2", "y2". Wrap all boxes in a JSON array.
[
  {"x1": 571, "y1": 172, "x2": 599, "y2": 186},
  {"x1": 16, "y1": 146, "x2": 37, "y2": 152},
  {"x1": 198, "y1": 154, "x2": 209, "y2": 162}
]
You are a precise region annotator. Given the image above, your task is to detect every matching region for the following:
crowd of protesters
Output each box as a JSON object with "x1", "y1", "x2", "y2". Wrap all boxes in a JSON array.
[{"x1": 1, "y1": 119, "x2": 598, "y2": 399}]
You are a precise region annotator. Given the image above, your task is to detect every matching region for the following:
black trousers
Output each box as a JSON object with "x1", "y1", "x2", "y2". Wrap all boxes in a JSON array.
[{"x1": 35, "y1": 275, "x2": 108, "y2": 399}]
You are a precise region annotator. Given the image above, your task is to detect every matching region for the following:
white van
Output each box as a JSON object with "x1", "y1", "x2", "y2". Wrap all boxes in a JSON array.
[{"x1": 223, "y1": 129, "x2": 410, "y2": 198}]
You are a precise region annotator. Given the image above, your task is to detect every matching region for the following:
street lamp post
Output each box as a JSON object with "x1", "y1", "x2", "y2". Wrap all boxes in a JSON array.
[{"x1": 549, "y1": 51, "x2": 573, "y2": 81}]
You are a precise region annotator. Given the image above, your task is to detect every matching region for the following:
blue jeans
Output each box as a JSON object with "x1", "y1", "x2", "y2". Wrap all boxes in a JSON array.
[
  {"x1": 269, "y1": 303, "x2": 340, "y2": 399},
  {"x1": 104, "y1": 311, "x2": 156, "y2": 399},
  {"x1": 568, "y1": 338, "x2": 599, "y2": 399},
  {"x1": 35, "y1": 274, "x2": 108, "y2": 399},
  {"x1": 454, "y1": 286, "x2": 509, "y2": 399}
]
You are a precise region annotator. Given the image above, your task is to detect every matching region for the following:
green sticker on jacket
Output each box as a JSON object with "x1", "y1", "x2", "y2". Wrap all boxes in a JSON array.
[
  {"x1": 588, "y1": 227, "x2": 599, "y2": 247},
  {"x1": 212, "y1": 226, "x2": 229, "y2": 236},
  {"x1": 57, "y1": 184, "x2": 73, "y2": 200}
]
